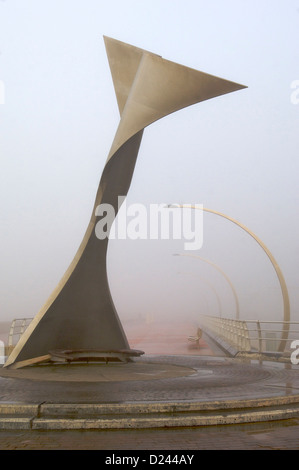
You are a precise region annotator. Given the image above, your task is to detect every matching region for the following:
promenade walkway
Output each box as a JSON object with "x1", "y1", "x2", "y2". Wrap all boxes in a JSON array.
[
  {"x1": 124, "y1": 318, "x2": 217, "y2": 356},
  {"x1": 0, "y1": 318, "x2": 298, "y2": 449}
]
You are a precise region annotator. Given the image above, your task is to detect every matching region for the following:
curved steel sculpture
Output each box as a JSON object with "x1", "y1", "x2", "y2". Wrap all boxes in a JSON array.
[
  {"x1": 5, "y1": 37, "x2": 246, "y2": 368},
  {"x1": 172, "y1": 205, "x2": 290, "y2": 352}
]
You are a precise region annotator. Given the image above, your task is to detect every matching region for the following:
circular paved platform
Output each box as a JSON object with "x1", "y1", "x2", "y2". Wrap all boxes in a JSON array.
[
  {"x1": 0, "y1": 354, "x2": 298, "y2": 401},
  {"x1": 0, "y1": 355, "x2": 299, "y2": 429},
  {"x1": 0, "y1": 359, "x2": 195, "y2": 383}
]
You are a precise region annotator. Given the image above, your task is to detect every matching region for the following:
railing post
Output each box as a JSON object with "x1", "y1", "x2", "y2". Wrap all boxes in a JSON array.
[
  {"x1": 243, "y1": 321, "x2": 251, "y2": 352},
  {"x1": 256, "y1": 320, "x2": 262, "y2": 353},
  {"x1": 8, "y1": 320, "x2": 16, "y2": 348}
]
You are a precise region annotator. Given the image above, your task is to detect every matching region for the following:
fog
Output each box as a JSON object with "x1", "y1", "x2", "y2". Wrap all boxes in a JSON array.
[{"x1": 0, "y1": 0, "x2": 298, "y2": 334}]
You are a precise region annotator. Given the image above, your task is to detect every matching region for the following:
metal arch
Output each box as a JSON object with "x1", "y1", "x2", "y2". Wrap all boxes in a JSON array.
[
  {"x1": 5, "y1": 38, "x2": 246, "y2": 368},
  {"x1": 175, "y1": 254, "x2": 239, "y2": 319},
  {"x1": 174, "y1": 205, "x2": 290, "y2": 352},
  {"x1": 176, "y1": 269, "x2": 222, "y2": 316}
]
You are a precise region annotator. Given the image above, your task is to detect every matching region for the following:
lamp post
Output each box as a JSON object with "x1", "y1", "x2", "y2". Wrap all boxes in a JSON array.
[{"x1": 168, "y1": 205, "x2": 290, "y2": 353}]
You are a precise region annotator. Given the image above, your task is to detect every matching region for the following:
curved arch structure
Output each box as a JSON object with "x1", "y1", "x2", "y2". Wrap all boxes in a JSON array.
[
  {"x1": 174, "y1": 253, "x2": 239, "y2": 319},
  {"x1": 5, "y1": 37, "x2": 246, "y2": 368},
  {"x1": 172, "y1": 205, "x2": 290, "y2": 352}
]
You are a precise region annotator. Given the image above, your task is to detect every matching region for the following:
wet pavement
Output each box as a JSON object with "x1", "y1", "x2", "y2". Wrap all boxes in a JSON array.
[
  {"x1": 0, "y1": 320, "x2": 299, "y2": 449},
  {"x1": 0, "y1": 418, "x2": 299, "y2": 450},
  {"x1": 1, "y1": 354, "x2": 299, "y2": 404}
]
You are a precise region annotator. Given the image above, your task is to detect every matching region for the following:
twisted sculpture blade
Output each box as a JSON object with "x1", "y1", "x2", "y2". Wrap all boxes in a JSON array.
[{"x1": 5, "y1": 37, "x2": 246, "y2": 368}]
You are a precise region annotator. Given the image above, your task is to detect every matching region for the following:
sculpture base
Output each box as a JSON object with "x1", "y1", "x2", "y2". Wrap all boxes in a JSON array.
[
  {"x1": 48, "y1": 348, "x2": 145, "y2": 364},
  {"x1": 5, "y1": 348, "x2": 145, "y2": 370}
]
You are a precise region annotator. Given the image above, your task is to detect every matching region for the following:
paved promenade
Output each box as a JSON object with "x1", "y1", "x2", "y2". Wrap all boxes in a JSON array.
[
  {"x1": 1, "y1": 418, "x2": 299, "y2": 450},
  {"x1": 0, "y1": 319, "x2": 298, "y2": 449}
]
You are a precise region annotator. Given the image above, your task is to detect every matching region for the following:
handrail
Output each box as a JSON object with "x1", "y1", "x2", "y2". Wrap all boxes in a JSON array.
[
  {"x1": 8, "y1": 318, "x2": 33, "y2": 348},
  {"x1": 199, "y1": 315, "x2": 299, "y2": 355},
  {"x1": 7, "y1": 315, "x2": 299, "y2": 357}
]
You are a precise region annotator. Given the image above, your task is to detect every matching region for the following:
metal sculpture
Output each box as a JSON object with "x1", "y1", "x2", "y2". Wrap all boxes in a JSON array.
[
  {"x1": 5, "y1": 37, "x2": 245, "y2": 368},
  {"x1": 171, "y1": 205, "x2": 290, "y2": 352}
]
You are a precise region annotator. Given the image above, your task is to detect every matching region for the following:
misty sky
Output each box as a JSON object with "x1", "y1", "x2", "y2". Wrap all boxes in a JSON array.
[{"x1": 0, "y1": 0, "x2": 298, "y2": 326}]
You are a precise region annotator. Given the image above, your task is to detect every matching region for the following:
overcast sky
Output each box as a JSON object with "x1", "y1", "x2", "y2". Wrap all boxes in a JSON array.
[{"x1": 0, "y1": 0, "x2": 298, "y2": 327}]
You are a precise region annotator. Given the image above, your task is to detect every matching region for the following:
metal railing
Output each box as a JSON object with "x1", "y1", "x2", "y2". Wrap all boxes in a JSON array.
[
  {"x1": 6, "y1": 315, "x2": 299, "y2": 358},
  {"x1": 199, "y1": 315, "x2": 299, "y2": 355},
  {"x1": 8, "y1": 318, "x2": 33, "y2": 350}
]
